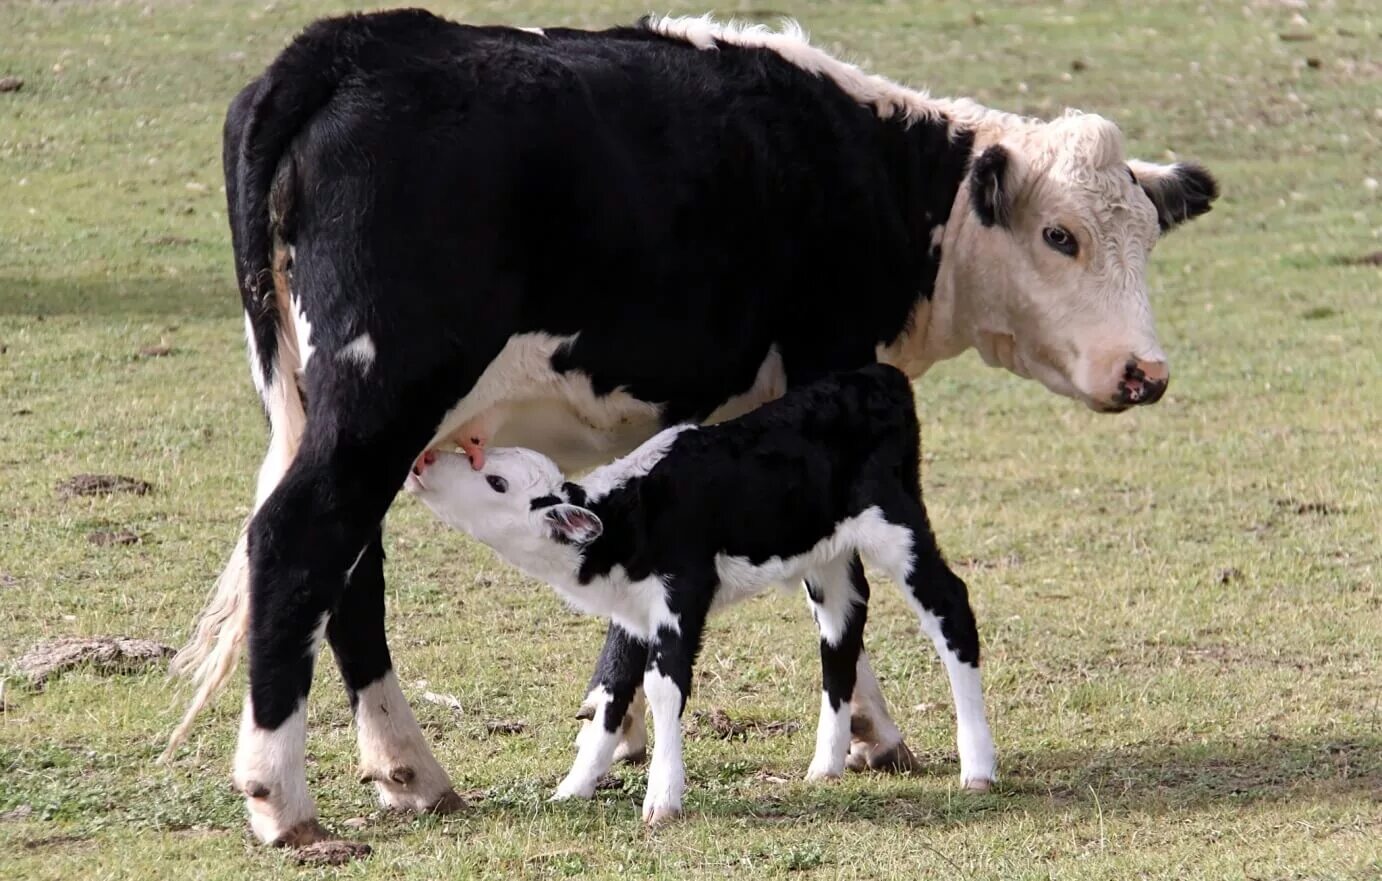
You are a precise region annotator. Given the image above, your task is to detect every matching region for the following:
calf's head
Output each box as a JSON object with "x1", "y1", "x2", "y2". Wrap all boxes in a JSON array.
[
  {"x1": 950, "y1": 112, "x2": 1218, "y2": 412},
  {"x1": 405, "y1": 449, "x2": 603, "y2": 564}
]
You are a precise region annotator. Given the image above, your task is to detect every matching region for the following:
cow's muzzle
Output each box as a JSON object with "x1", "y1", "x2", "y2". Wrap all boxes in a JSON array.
[{"x1": 1101, "y1": 358, "x2": 1169, "y2": 412}]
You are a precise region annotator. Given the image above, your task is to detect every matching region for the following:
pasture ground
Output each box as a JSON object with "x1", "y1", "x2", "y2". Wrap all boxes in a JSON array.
[{"x1": 1, "y1": 1, "x2": 1379, "y2": 878}]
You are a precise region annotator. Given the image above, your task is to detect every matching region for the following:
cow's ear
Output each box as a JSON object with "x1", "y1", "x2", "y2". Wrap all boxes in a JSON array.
[
  {"x1": 1129, "y1": 160, "x2": 1219, "y2": 233},
  {"x1": 545, "y1": 504, "x2": 603, "y2": 545},
  {"x1": 969, "y1": 144, "x2": 1016, "y2": 228}
]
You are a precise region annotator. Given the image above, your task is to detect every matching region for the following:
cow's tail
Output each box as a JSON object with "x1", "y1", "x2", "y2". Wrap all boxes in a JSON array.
[{"x1": 161, "y1": 42, "x2": 344, "y2": 760}]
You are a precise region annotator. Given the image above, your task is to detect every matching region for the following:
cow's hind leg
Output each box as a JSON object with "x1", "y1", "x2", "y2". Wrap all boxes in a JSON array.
[
  {"x1": 328, "y1": 530, "x2": 462, "y2": 813},
  {"x1": 803, "y1": 554, "x2": 869, "y2": 781},
  {"x1": 234, "y1": 415, "x2": 436, "y2": 844},
  {"x1": 555, "y1": 625, "x2": 649, "y2": 800},
  {"x1": 866, "y1": 499, "x2": 996, "y2": 790}
]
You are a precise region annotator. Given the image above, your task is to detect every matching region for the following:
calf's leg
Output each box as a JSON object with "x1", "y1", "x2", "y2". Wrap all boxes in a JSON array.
[
  {"x1": 803, "y1": 554, "x2": 869, "y2": 781},
  {"x1": 868, "y1": 499, "x2": 996, "y2": 790},
  {"x1": 555, "y1": 625, "x2": 649, "y2": 799},
  {"x1": 641, "y1": 590, "x2": 710, "y2": 825}
]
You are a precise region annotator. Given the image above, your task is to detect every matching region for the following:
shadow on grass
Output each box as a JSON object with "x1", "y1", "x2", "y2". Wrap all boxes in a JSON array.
[
  {"x1": 0, "y1": 275, "x2": 235, "y2": 319},
  {"x1": 531, "y1": 733, "x2": 1382, "y2": 828}
]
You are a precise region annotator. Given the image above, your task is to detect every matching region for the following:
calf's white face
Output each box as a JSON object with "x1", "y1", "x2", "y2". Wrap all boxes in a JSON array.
[
  {"x1": 950, "y1": 112, "x2": 1217, "y2": 412},
  {"x1": 404, "y1": 449, "x2": 601, "y2": 561}
]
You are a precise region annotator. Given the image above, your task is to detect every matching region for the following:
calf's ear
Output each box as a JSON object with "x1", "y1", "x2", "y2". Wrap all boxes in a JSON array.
[
  {"x1": 969, "y1": 144, "x2": 1017, "y2": 228},
  {"x1": 546, "y1": 505, "x2": 603, "y2": 545},
  {"x1": 1128, "y1": 160, "x2": 1219, "y2": 233}
]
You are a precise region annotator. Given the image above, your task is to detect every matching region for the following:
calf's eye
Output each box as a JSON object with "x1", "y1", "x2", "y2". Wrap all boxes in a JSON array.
[
  {"x1": 486, "y1": 475, "x2": 508, "y2": 493},
  {"x1": 1042, "y1": 226, "x2": 1079, "y2": 257}
]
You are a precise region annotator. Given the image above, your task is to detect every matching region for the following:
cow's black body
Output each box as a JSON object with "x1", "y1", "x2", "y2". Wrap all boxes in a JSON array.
[{"x1": 225, "y1": 9, "x2": 975, "y2": 735}]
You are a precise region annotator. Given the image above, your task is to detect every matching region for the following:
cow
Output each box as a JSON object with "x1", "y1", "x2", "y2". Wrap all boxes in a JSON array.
[
  {"x1": 406, "y1": 364, "x2": 989, "y2": 825},
  {"x1": 161, "y1": 10, "x2": 1218, "y2": 846}
]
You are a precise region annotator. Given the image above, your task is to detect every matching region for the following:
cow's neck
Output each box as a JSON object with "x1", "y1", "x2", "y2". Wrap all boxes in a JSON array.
[{"x1": 876, "y1": 108, "x2": 1016, "y2": 381}]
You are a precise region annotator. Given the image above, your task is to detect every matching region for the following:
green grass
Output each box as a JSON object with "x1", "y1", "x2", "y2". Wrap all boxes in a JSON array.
[{"x1": 2, "y1": 0, "x2": 1379, "y2": 878}]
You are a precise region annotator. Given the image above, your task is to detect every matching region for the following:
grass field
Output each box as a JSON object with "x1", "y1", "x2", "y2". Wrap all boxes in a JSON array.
[{"x1": 1, "y1": 0, "x2": 1379, "y2": 878}]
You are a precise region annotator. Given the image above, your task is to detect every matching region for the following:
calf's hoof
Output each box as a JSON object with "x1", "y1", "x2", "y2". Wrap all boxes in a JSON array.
[
  {"x1": 550, "y1": 779, "x2": 597, "y2": 802},
  {"x1": 804, "y1": 762, "x2": 844, "y2": 783},
  {"x1": 641, "y1": 803, "x2": 681, "y2": 827}
]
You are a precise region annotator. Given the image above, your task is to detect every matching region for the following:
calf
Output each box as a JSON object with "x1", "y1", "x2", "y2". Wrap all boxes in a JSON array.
[{"x1": 406, "y1": 365, "x2": 994, "y2": 824}]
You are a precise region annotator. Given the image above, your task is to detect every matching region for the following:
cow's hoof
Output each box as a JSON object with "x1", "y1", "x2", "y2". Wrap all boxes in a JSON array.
[
  {"x1": 429, "y1": 788, "x2": 468, "y2": 813},
  {"x1": 962, "y1": 776, "x2": 995, "y2": 793},
  {"x1": 271, "y1": 819, "x2": 331, "y2": 848},
  {"x1": 641, "y1": 803, "x2": 681, "y2": 827},
  {"x1": 361, "y1": 763, "x2": 460, "y2": 813},
  {"x1": 614, "y1": 746, "x2": 647, "y2": 765},
  {"x1": 293, "y1": 839, "x2": 372, "y2": 866},
  {"x1": 867, "y1": 739, "x2": 923, "y2": 775}
]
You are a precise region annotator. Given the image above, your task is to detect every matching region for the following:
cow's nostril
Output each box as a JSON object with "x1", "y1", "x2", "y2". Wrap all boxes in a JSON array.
[
  {"x1": 422, "y1": 450, "x2": 438, "y2": 466},
  {"x1": 1115, "y1": 359, "x2": 1170, "y2": 407}
]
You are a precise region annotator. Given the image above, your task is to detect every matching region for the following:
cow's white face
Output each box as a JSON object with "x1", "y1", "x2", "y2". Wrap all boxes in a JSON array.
[
  {"x1": 404, "y1": 449, "x2": 602, "y2": 567},
  {"x1": 948, "y1": 112, "x2": 1218, "y2": 412}
]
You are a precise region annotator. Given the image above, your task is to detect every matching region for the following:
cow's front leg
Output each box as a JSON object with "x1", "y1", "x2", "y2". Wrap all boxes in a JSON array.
[
  {"x1": 556, "y1": 626, "x2": 649, "y2": 800},
  {"x1": 329, "y1": 529, "x2": 462, "y2": 813},
  {"x1": 844, "y1": 650, "x2": 922, "y2": 774},
  {"x1": 575, "y1": 623, "x2": 650, "y2": 769}
]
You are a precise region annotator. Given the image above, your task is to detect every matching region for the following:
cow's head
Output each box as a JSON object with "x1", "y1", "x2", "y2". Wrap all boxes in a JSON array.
[
  {"x1": 405, "y1": 448, "x2": 601, "y2": 573},
  {"x1": 949, "y1": 111, "x2": 1217, "y2": 412}
]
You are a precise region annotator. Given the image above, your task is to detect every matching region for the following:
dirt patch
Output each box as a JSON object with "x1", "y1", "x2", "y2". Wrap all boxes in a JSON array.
[
  {"x1": 1334, "y1": 251, "x2": 1382, "y2": 267},
  {"x1": 687, "y1": 708, "x2": 800, "y2": 741},
  {"x1": 137, "y1": 345, "x2": 172, "y2": 358},
  {"x1": 1216, "y1": 566, "x2": 1243, "y2": 585},
  {"x1": 0, "y1": 572, "x2": 18, "y2": 588},
  {"x1": 294, "y1": 840, "x2": 371, "y2": 867},
  {"x1": 483, "y1": 719, "x2": 526, "y2": 736},
  {"x1": 1, "y1": 805, "x2": 33, "y2": 822},
  {"x1": 1275, "y1": 498, "x2": 1347, "y2": 516},
  {"x1": 87, "y1": 529, "x2": 141, "y2": 546},
  {"x1": 13, "y1": 636, "x2": 174, "y2": 690},
  {"x1": 0, "y1": 76, "x2": 22, "y2": 93},
  {"x1": 22, "y1": 834, "x2": 91, "y2": 851},
  {"x1": 55, "y1": 474, "x2": 153, "y2": 499}
]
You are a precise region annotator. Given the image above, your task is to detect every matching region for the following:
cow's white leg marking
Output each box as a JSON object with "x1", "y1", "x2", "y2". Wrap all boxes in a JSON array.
[
  {"x1": 641, "y1": 670, "x2": 685, "y2": 825},
  {"x1": 554, "y1": 687, "x2": 622, "y2": 800},
  {"x1": 354, "y1": 671, "x2": 460, "y2": 811},
  {"x1": 806, "y1": 690, "x2": 851, "y2": 782},
  {"x1": 232, "y1": 697, "x2": 322, "y2": 845}
]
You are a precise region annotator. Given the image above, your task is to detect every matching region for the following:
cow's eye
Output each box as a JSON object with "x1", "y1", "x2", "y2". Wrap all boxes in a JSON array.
[
  {"x1": 486, "y1": 475, "x2": 508, "y2": 493},
  {"x1": 1042, "y1": 226, "x2": 1079, "y2": 257}
]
